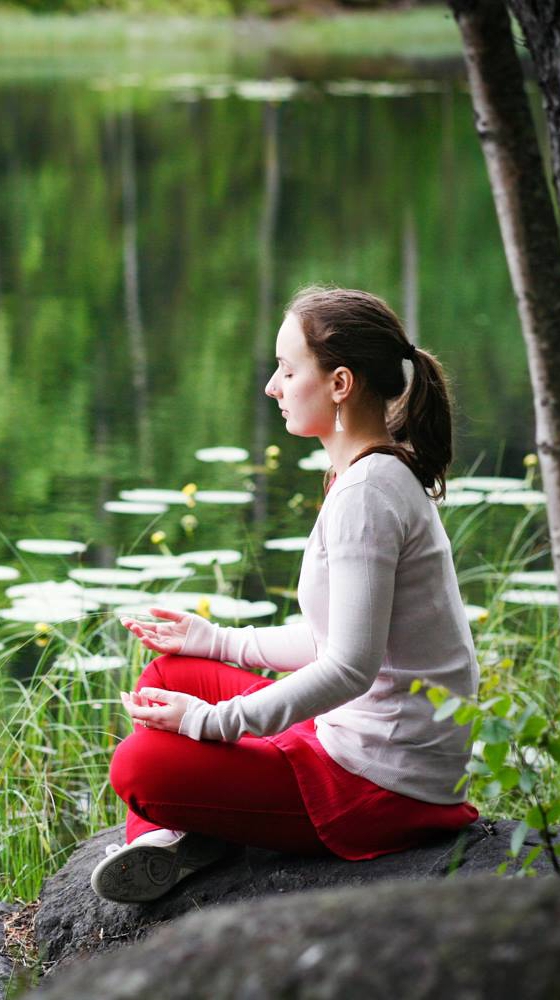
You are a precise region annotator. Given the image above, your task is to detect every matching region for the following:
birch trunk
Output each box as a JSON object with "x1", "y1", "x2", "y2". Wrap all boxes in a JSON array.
[{"x1": 448, "y1": 0, "x2": 560, "y2": 602}]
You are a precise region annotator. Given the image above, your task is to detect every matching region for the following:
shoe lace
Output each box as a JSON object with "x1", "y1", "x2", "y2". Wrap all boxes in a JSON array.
[{"x1": 104, "y1": 842, "x2": 124, "y2": 857}]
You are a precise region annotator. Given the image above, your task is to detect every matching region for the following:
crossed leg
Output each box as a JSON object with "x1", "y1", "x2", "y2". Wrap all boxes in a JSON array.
[{"x1": 110, "y1": 654, "x2": 331, "y2": 856}]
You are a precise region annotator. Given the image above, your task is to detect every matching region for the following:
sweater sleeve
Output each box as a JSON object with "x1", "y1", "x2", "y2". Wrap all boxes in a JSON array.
[
  {"x1": 187, "y1": 617, "x2": 317, "y2": 672},
  {"x1": 178, "y1": 483, "x2": 404, "y2": 742}
]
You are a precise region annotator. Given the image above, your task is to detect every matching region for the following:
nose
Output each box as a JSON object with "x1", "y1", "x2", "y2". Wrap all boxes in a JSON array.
[{"x1": 265, "y1": 370, "x2": 280, "y2": 398}]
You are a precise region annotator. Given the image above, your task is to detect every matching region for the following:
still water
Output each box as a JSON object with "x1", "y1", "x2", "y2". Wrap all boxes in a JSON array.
[{"x1": 0, "y1": 65, "x2": 535, "y2": 581}]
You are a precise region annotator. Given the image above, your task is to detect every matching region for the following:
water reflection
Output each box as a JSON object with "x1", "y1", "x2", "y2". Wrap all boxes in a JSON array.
[{"x1": 0, "y1": 73, "x2": 533, "y2": 567}]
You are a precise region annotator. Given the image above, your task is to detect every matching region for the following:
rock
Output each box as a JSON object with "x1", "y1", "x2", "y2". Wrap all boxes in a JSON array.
[
  {"x1": 34, "y1": 816, "x2": 556, "y2": 973},
  {"x1": 1, "y1": 902, "x2": 20, "y2": 1000},
  {"x1": 24, "y1": 875, "x2": 560, "y2": 999}
]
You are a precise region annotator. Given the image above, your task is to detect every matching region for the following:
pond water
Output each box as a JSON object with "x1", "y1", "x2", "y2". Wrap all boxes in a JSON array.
[{"x1": 0, "y1": 58, "x2": 537, "y2": 590}]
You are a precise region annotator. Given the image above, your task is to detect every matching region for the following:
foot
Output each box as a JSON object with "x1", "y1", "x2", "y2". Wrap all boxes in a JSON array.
[{"x1": 90, "y1": 830, "x2": 234, "y2": 903}]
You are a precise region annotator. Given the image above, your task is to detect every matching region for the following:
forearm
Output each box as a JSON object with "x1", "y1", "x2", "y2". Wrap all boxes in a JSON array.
[
  {"x1": 185, "y1": 617, "x2": 317, "y2": 672},
  {"x1": 179, "y1": 650, "x2": 371, "y2": 741}
]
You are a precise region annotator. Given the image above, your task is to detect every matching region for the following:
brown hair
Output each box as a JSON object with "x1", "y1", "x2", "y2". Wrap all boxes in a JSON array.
[{"x1": 286, "y1": 285, "x2": 453, "y2": 501}]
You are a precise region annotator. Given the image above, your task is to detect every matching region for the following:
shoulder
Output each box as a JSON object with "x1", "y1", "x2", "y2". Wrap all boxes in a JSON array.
[{"x1": 328, "y1": 452, "x2": 427, "y2": 522}]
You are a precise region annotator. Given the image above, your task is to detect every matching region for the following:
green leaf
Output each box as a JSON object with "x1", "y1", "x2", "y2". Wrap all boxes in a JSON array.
[
  {"x1": 546, "y1": 800, "x2": 560, "y2": 825},
  {"x1": 545, "y1": 737, "x2": 560, "y2": 762},
  {"x1": 519, "y1": 769, "x2": 537, "y2": 793},
  {"x1": 433, "y1": 697, "x2": 462, "y2": 722},
  {"x1": 479, "y1": 717, "x2": 514, "y2": 744},
  {"x1": 466, "y1": 758, "x2": 492, "y2": 776},
  {"x1": 519, "y1": 715, "x2": 548, "y2": 742},
  {"x1": 525, "y1": 805, "x2": 545, "y2": 830},
  {"x1": 496, "y1": 861, "x2": 510, "y2": 876},
  {"x1": 409, "y1": 679, "x2": 423, "y2": 695},
  {"x1": 453, "y1": 773, "x2": 469, "y2": 794},
  {"x1": 454, "y1": 703, "x2": 478, "y2": 726},
  {"x1": 481, "y1": 780, "x2": 502, "y2": 799},
  {"x1": 426, "y1": 686, "x2": 449, "y2": 709},
  {"x1": 522, "y1": 845, "x2": 543, "y2": 869},
  {"x1": 511, "y1": 821, "x2": 529, "y2": 857},
  {"x1": 483, "y1": 742, "x2": 508, "y2": 771},
  {"x1": 496, "y1": 766, "x2": 520, "y2": 791},
  {"x1": 493, "y1": 694, "x2": 513, "y2": 719}
]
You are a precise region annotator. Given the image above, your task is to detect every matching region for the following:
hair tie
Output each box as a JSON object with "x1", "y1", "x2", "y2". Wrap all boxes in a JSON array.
[{"x1": 402, "y1": 342, "x2": 416, "y2": 361}]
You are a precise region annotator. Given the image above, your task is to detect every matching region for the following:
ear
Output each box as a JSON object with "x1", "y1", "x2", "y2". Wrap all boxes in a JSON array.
[{"x1": 331, "y1": 366, "x2": 354, "y2": 403}]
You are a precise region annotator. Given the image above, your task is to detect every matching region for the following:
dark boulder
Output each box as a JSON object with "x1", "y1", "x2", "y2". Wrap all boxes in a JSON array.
[
  {"x1": 34, "y1": 816, "x2": 554, "y2": 972},
  {"x1": 25, "y1": 874, "x2": 560, "y2": 1000}
]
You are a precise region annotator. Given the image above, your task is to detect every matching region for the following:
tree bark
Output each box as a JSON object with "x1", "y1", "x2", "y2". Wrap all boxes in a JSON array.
[
  {"x1": 448, "y1": 0, "x2": 560, "y2": 599},
  {"x1": 506, "y1": 0, "x2": 560, "y2": 208}
]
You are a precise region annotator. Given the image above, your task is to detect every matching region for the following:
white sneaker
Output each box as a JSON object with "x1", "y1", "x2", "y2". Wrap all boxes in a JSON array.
[{"x1": 90, "y1": 830, "x2": 234, "y2": 903}]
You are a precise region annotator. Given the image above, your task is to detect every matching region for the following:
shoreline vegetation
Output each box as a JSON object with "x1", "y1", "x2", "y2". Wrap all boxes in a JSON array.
[{"x1": 0, "y1": 6, "x2": 465, "y2": 65}]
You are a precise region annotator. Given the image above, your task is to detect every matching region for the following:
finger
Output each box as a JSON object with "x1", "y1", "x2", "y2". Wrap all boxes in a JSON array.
[
  {"x1": 148, "y1": 607, "x2": 187, "y2": 623},
  {"x1": 128, "y1": 703, "x2": 169, "y2": 723},
  {"x1": 138, "y1": 686, "x2": 175, "y2": 704}
]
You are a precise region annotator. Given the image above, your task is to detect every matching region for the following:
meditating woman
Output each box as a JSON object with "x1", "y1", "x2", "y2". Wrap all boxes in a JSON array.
[{"x1": 91, "y1": 285, "x2": 479, "y2": 903}]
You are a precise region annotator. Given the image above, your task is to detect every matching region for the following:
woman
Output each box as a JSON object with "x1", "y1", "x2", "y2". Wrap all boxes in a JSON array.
[{"x1": 91, "y1": 285, "x2": 479, "y2": 904}]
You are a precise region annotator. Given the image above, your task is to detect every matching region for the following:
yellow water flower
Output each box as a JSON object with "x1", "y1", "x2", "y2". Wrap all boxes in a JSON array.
[
  {"x1": 477, "y1": 610, "x2": 489, "y2": 624},
  {"x1": 523, "y1": 453, "x2": 538, "y2": 468},
  {"x1": 182, "y1": 483, "x2": 197, "y2": 508},
  {"x1": 265, "y1": 445, "x2": 280, "y2": 458},
  {"x1": 196, "y1": 597, "x2": 211, "y2": 619},
  {"x1": 181, "y1": 514, "x2": 198, "y2": 535},
  {"x1": 150, "y1": 530, "x2": 167, "y2": 545},
  {"x1": 34, "y1": 622, "x2": 52, "y2": 635}
]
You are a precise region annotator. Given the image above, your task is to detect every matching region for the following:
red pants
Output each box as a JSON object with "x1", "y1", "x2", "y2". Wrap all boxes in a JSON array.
[{"x1": 111, "y1": 655, "x2": 331, "y2": 855}]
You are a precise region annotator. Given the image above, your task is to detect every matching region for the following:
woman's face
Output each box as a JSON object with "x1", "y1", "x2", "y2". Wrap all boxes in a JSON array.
[{"x1": 265, "y1": 312, "x2": 335, "y2": 438}]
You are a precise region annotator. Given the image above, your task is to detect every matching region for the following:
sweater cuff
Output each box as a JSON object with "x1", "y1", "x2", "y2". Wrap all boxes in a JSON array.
[{"x1": 178, "y1": 698, "x2": 223, "y2": 741}]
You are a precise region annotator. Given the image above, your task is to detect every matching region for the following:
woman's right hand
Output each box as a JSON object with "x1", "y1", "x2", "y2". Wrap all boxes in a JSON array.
[{"x1": 120, "y1": 607, "x2": 203, "y2": 655}]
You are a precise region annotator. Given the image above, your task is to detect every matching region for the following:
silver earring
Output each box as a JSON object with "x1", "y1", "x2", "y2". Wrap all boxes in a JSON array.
[{"x1": 335, "y1": 404, "x2": 344, "y2": 433}]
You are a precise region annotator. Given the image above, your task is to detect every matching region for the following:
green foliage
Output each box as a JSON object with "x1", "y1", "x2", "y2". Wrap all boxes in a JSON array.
[{"x1": 410, "y1": 640, "x2": 560, "y2": 877}]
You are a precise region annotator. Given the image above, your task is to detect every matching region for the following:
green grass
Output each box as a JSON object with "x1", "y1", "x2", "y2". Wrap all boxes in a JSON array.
[{"x1": 0, "y1": 6, "x2": 463, "y2": 82}]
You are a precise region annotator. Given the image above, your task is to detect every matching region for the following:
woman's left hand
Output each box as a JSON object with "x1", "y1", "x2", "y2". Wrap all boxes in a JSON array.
[{"x1": 121, "y1": 687, "x2": 205, "y2": 733}]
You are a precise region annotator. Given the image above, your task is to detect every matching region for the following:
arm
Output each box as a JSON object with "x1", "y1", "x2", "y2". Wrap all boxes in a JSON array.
[
  {"x1": 178, "y1": 483, "x2": 404, "y2": 740},
  {"x1": 185, "y1": 617, "x2": 317, "y2": 673}
]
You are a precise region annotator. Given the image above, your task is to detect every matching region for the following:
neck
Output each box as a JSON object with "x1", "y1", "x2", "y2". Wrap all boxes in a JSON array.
[{"x1": 321, "y1": 429, "x2": 394, "y2": 477}]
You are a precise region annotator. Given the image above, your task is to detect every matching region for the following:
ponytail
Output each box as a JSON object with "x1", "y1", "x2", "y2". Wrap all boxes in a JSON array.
[{"x1": 387, "y1": 349, "x2": 453, "y2": 501}]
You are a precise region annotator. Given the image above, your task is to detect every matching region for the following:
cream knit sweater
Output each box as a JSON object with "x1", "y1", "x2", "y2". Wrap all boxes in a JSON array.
[{"x1": 178, "y1": 453, "x2": 479, "y2": 804}]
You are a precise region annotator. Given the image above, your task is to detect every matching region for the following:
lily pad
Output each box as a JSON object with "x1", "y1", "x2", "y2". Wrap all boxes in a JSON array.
[
  {"x1": 298, "y1": 450, "x2": 331, "y2": 471},
  {"x1": 103, "y1": 501, "x2": 169, "y2": 514},
  {"x1": 140, "y1": 566, "x2": 197, "y2": 581},
  {"x1": 463, "y1": 604, "x2": 489, "y2": 623},
  {"x1": 194, "y1": 491, "x2": 253, "y2": 505},
  {"x1": 69, "y1": 568, "x2": 145, "y2": 586},
  {"x1": 485, "y1": 490, "x2": 546, "y2": 506},
  {"x1": 117, "y1": 555, "x2": 188, "y2": 569},
  {"x1": 115, "y1": 593, "x2": 277, "y2": 620},
  {"x1": 56, "y1": 654, "x2": 128, "y2": 673},
  {"x1": 505, "y1": 571, "x2": 557, "y2": 587},
  {"x1": 234, "y1": 79, "x2": 300, "y2": 101},
  {"x1": 264, "y1": 538, "x2": 308, "y2": 552},
  {"x1": 0, "y1": 567, "x2": 20, "y2": 582},
  {"x1": 0, "y1": 597, "x2": 100, "y2": 623},
  {"x1": 6, "y1": 580, "x2": 85, "y2": 600},
  {"x1": 82, "y1": 587, "x2": 154, "y2": 606},
  {"x1": 441, "y1": 491, "x2": 485, "y2": 507},
  {"x1": 447, "y1": 477, "x2": 528, "y2": 492},
  {"x1": 194, "y1": 447, "x2": 249, "y2": 463},
  {"x1": 501, "y1": 589, "x2": 559, "y2": 607},
  {"x1": 179, "y1": 550, "x2": 242, "y2": 566},
  {"x1": 119, "y1": 489, "x2": 188, "y2": 505},
  {"x1": 16, "y1": 539, "x2": 87, "y2": 555}
]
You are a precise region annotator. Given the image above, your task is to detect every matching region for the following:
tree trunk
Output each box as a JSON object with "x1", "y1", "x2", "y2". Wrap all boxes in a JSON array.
[
  {"x1": 448, "y1": 0, "x2": 560, "y2": 600},
  {"x1": 506, "y1": 0, "x2": 560, "y2": 208}
]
